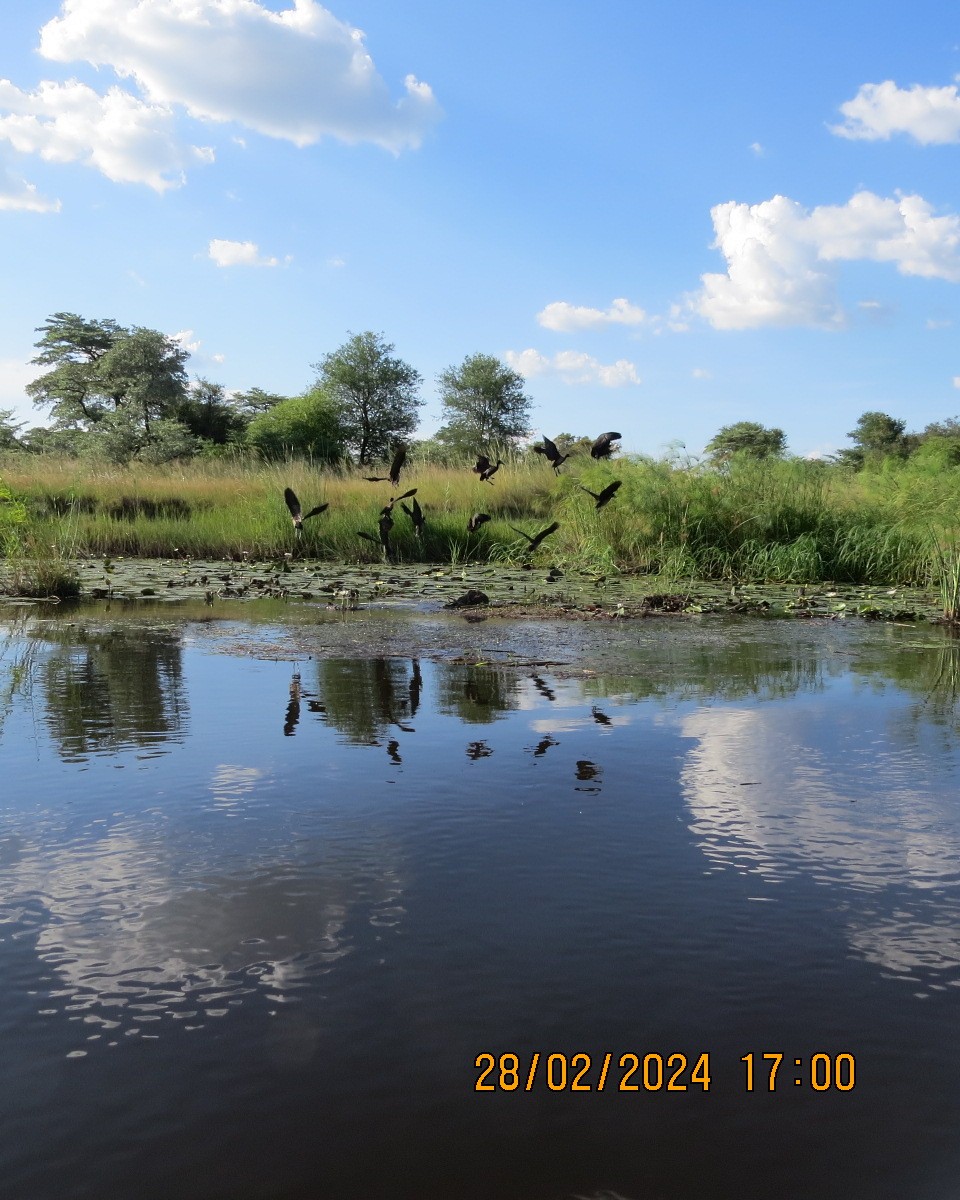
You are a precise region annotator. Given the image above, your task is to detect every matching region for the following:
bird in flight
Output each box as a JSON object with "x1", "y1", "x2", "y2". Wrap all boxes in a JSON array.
[
  {"x1": 284, "y1": 487, "x2": 328, "y2": 535},
  {"x1": 467, "y1": 512, "x2": 491, "y2": 533},
  {"x1": 364, "y1": 446, "x2": 407, "y2": 487},
  {"x1": 473, "y1": 455, "x2": 504, "y2": 483},
  {"x1": 534, "y1": 436, "x2": 571, "y2": 474},
  {"x1": 590, "y1": 432, "x2": 622, "y2": 460},
  {"x1": 508, "y1": 520, "x2": 560, "y2": 552},
  {"x1": 580, "y1": 480, "x2": 622, "y2": 509},
  {"x1": 401, "y1": 495, "x2": 425, "y2": 538}
]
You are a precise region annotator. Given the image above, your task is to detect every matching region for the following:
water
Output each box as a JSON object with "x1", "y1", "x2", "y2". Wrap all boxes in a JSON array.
[{"x1": 3, "y1": 611, "x2": 960, "y2": 1199}]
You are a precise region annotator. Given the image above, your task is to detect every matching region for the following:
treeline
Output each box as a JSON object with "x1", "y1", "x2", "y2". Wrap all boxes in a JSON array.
[
  {"x1": 4, "y1": 312, "x2": 960, "y2": 476},
  {"x1": 0, "y1": 313, "x2": 535, "y2": 468},
  {"x1": 704, "y1": 415, "x2": 960, "y2": 471}
]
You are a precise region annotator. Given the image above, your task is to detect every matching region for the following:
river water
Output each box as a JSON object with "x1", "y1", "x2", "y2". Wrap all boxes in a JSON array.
[{"x1": 2, "y1": 607, "x2": 960, "y2": 1200}]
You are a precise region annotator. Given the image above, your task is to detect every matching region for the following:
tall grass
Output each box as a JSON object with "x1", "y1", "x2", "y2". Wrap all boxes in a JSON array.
[
  {"x1": 0, "y1": 471, "x2": 81, "y2": 598},
  {"x1": 2, "y1": 449, "x2": 960, "y2": 588}
]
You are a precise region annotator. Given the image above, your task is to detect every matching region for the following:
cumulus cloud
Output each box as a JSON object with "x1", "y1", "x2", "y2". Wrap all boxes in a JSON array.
[
  {"x1": 505, "y1": 348, "x2": 640, "y2": 387},
  {"x1": 38, "y1": 0, "x2": 441, "y2": 152},
  {"x1": 208, "y1": 238, "x2": 281, "y2": 267},
  {"x1": 0, "y1": 78, "x2": 211, "y2": 190},
  {"x1": 692, "y1": 191, "x2": 960, "y2": 330},
  {"x1": 832, "y1": 80, "x2": 960, "y2": 144},
  {"x1": 537, "y1": 297, "x2": 647, "y2": 332}
]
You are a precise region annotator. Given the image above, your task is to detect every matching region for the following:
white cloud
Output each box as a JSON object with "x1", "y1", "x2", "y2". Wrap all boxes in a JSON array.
[
  {"x1": 0, "y1": 78, "x2": 211, "y2": 191},
  {"x1": 0, "y1": 156, "x2": 60, "y2": 211},
  {"x1": 39, "y1": 0, "x2": 441, "y2": 153},
  {"x1": 832, "y1": 80, "x2": 960, "y2": 144},
  {"x1": 749, "y1": 141, "x2": 764, "y2": 156},
  {"x1": 692, "y1": 191, "x2": 960, "y2": 330},
  {"x1": 170, "y1": 329, "x2": 200, "y2": 353},
  {"x1": 927, "y1": 317, "x2": 953, "y2": 329},
  {"x1": 208, "y1": 238, "x2": 280, "y2": 267},
  {"x1": 537, "y1": 297, "x2": 647, "y2": 332},
  {"x1": 691, "y1": 367, "x2": 711, "y2": 379},
  {"x1": 505, "y1": 348, "x2": 640, "y2": 387},
  {"x1": 953, "y1": 376, "x2": 960, "y2": 389}
]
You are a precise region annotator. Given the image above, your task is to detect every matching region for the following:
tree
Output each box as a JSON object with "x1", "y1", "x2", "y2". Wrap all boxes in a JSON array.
[
  {"x1": 836, "y1": 411, "x2": 913, "y2": 469},
  {"x1": 0, "y1": 408, "x2": 25, "y2": 451},
  {"x1": 174, "y1": 379, "x2": 248, "y2": 445},
  {"x1": 435, "y1": 353, "x2": 532, "y2": 457},
  {"x1": 26, "y1": 312, "x2": 125, "y2": 426},
  {"x1": 705, "y1": 421, "x2": 786, "y2": 466},
  {"x1": 27, "y1": 313, "x2": 189, "y2": 441},
  {"x1": 246, "y1": 386, "x2": 345, "y2": 462},
  {"x1": 314, "y1": 332, "x2": 422, "y2": 465},
  {"x1": 96, "y1": 328, "x2": 189, "y2": 438},
  {"x1": 231, "y1": 387, "x2": 287, "y2": 420}
]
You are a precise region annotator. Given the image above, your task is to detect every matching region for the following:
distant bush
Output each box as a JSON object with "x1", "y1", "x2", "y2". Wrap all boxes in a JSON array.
[{"x1": 245, "y1": 387, "x2": 345, "y2": 463}]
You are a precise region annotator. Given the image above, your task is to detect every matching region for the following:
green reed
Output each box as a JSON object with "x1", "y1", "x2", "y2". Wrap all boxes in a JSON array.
[{"x1": 1, "y1": 450, "x2": 959, "y2": 587}]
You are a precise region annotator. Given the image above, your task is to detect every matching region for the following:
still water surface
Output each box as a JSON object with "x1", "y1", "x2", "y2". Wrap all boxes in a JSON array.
[{"x1": 3, "y1": 612, "x2": 960, "y2": 1199}]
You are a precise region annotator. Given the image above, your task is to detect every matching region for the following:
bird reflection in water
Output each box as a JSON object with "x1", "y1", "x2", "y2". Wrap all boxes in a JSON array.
[
  {"x1": 283, "y1": 672, "x2": 301, "y2": 736},
  {"x1": 282, "y1": 668, "x2": 326, "y2": 736},
  {"x1": 591, "y1": 706, "x2": 612, "y2": 726},
  {"x1": 408, "y1": 659, "x2": 423, "y2": 717},
  {"x1": 386, "y1": 739, "x2": 402, "y2": 764},
  {"x1": 466, "y1": 741, "x2": 493, "y2": 760},
  {"x1": 575, "y1": 759, "x2": 603, "y2": 794},
  {"x1": 530, "y1": 674, "x2": 556, "y2": 702},
  {"x1": 528, "y1": 735, "x2": 559, "y2": 758}
]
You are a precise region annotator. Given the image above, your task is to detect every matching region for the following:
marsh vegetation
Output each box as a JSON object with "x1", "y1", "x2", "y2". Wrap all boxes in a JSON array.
[{"x1": 2, "y1": 450, "x2": 960, "y2": 617}]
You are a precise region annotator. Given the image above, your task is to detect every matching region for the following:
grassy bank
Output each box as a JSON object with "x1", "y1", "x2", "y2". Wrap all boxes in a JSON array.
[{"x1": 2, "y1": 451, "x2": 960, "y2": 595}]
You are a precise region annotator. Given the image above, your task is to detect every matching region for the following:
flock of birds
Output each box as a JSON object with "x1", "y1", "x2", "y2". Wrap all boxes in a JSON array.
[{"x1": 283, "y1": 431, "x2": 623, "y2": 557}]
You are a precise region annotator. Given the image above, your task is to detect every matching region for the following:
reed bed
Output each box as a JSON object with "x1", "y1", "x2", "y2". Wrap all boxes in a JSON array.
[{"x1": 2, "y1": 451, "x2": 960, "y2": 592}]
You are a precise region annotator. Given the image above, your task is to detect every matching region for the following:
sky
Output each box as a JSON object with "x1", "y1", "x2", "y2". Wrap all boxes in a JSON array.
[{"x1": 2, "y1": 0, "x2": 960, "y2": 459}]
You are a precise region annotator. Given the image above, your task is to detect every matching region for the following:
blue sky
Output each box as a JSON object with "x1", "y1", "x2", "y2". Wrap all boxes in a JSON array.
[{"x1": 2, "y1": 0, "x2": 960, "y2": 458}]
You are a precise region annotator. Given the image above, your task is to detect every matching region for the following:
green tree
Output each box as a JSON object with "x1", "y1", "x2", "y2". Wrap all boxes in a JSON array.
[
  {"x1": 705, "y1": 421, "x2": 786, "y2": 466},
  {"x1": 27, "y1": 313, "x2": 189, "y2": 444},
  {"x1": 435, "y1": 353, "x2": 532, "y2": 457},
  {"x1": 26, "y1": 312, "x2": 125, "y2": 426},
  {"x1": 836, "y1": 411, "x2": 912, "y2": 469},
  {"x1": 246, "y1": 386, "x2": 345, "y2": 462},
  {"x1": 96, "y1": 328, "x2": 189, "y2": 438},
  {"x1": 231, "y1": 387, "x2": 287, "y2": 420},
  {"x1": 174, "y1": 379, "x2": 248, "y2": 445},
  {"x1": 0, "y1": 408, "x2": 25, "y2": 451},
  {"x1": 314, "y1": 332, "x2": 422, "y2": 465}
]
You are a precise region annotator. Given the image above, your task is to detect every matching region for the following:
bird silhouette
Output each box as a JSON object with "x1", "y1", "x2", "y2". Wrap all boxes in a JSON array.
[
  {"x1": 401, "y1": 495, "x2": 426, "y2": 538},
  {"x1": 590, "y1": 432, "x2": 622, "y2": 459},
  {"x1": 467, "y1": 512, "x2": 491, "y2": 533},
  {"x1": 364, "y1": 446, "x2": 407, "y2": 487},
  {"x1": 473, "y1": 455, "x2": 503, "y2": 483},
  {"x1": 508, "y1": 520, "x2": 560, "y2": 552},
  {"x1": 534, "y1": 436, "x2": 571, "y2": 474},
  {"x1": 284, "y1": 487, "x2": 329, "y2": 535},
  {"x1": 357, "y1": 505, "x2": 395, "y2": 556},
  {"x1": 580, "y1": 480, "x2": 622, "y2": 509}
]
